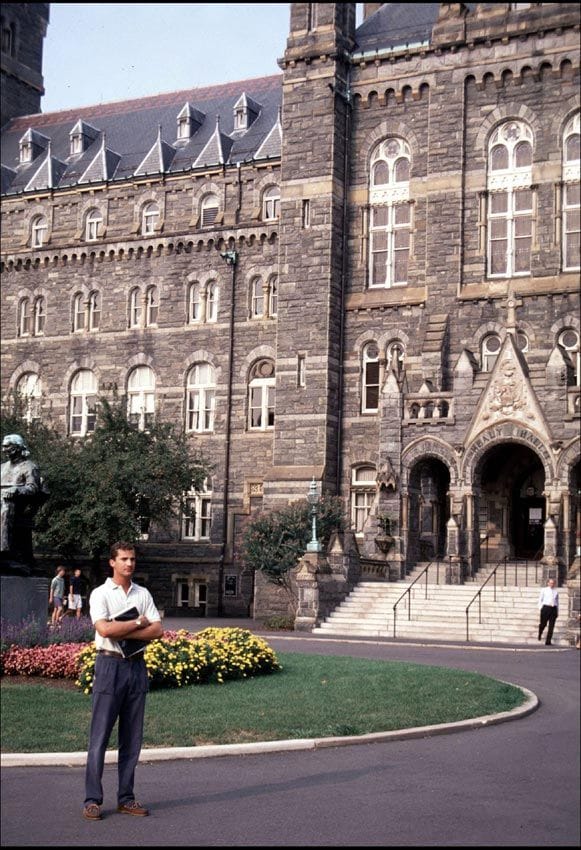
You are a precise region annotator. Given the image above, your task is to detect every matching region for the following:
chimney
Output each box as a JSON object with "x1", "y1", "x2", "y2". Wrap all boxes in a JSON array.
[{"x1": 363, "y1": 3, "x2": 382, "y2": 20}]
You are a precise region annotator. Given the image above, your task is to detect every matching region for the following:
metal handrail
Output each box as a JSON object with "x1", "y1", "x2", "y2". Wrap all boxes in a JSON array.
[
  {"x1": 392, "y1": 556, "x2": 447, "y2": 639},
  {"x1": 465, "y1": 551, "x2": 543, "y2": 641}
]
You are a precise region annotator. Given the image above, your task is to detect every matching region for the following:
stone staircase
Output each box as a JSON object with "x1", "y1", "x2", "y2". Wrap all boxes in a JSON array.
[{"x1": 312, "y1": 562, "x2": 569, "y2": 645}]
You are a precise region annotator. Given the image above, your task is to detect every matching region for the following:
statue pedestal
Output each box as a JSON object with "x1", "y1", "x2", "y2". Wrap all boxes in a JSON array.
[{"x1": 0, "y1": 575, "x2": 49, "y2": 625}]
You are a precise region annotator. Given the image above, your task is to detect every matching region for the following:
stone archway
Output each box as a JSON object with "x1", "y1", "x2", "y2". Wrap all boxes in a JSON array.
[{"x1": 406, "y1": 458, "x2": 451, "y2": 565}]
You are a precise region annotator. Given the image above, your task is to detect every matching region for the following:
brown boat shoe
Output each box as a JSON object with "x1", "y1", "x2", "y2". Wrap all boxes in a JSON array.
[
  {"x1": 83, "y1": 803, "x2": 102, "y2": 820},
  {"x1": 117, "y1": 800, "x2": 149, "y2": 817}
]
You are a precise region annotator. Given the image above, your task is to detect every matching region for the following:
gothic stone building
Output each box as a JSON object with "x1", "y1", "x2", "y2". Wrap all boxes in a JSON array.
[{"x1": 1, "y1": 3, "x2": 580, "y2": 620}]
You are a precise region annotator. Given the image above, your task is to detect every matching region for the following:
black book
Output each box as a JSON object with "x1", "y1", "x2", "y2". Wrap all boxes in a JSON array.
[{"x1": 112, "y1": 606, "x2": 147, "y2": 658}]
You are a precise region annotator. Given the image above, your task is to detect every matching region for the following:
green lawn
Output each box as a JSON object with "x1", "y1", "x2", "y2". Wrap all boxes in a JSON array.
[{"x1": 1, "y1": 652, "x2": 525, "y2": 752}]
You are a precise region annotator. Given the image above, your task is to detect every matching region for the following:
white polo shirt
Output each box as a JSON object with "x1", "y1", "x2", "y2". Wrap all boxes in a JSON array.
[
  {"x1": 537, "y1": 586, "x2": 559, "y2": 610},
  {"x1": 89, "y1": 577, "x2": 161, "y2": 653}
]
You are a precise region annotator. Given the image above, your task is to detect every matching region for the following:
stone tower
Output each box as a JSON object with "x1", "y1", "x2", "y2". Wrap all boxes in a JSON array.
[{"x1": 1, "y1": 3, "x2": 49, "y2": 127}]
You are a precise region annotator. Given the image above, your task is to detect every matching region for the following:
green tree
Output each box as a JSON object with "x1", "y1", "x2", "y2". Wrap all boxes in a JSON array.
[
  {"x1": 241, "y1": 496, "x2": 345, "y2": 603},
  {"x1": 1, "y1": 396, "x2": 212, "y2": 578}
]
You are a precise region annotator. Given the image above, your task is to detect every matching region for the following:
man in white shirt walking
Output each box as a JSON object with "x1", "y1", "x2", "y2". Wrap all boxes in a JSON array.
[{"x1": 538, "y1": 577, "x2": 559, "y2": 646}]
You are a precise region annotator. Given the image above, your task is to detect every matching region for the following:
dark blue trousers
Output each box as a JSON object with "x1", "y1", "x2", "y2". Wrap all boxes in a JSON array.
[{"x1": 84, "y1": 654, "x2": 149, "y2": 806}]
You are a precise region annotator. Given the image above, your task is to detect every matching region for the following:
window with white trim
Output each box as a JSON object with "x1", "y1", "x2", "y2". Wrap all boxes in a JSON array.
[
  {"x1": 145, "y1": 286, "x2": 158, "y2": 327},
  {"x1": 186, "y1": 363, "x2": 216, "y2": 433},
  {"x1": 369, "y1": 138, "x2": 412, "y2": 288},
  {"x1": 481, "y1": 334, "x2": 501, "y2": 372},
  {"x1": 362, "y1": 342, "x2": 380, "y2": 413},
  {"x1": 248, "y1": 359, "x2": 275, "y2": 430},
  {"x1": 70, "y1": 369, "x2": 97, "y2": 436},
  {"x1": 85, "y1": 208, "x2": 103, "y2": 242},
  {"x1": 251, "y1": 277, "x2": 263, "y2": 318},
  {"x1": 562, "y1": 113, "x2": 580, "y2": 271},
  {"x1": 559, "y1": 328, "x2": 580, "y2": 386},
  {"x1": 127, "y1": 366, "x2": 155, "y2": 431},
  {"x1": 16, "y1": 373, "x2": 41, "y2": 423},
  {"x1": 88, "y1": 291, "x2": 100, "y2": 331},
  {"x1": 350, "y1": 466, "x2": 376, "y2": 534},
  {"x1": 73, "y1": 292, "x2": 85, "y2": 332},
  {"x1": 487, "y1": 121, "x2": 533, "y2": 277},
  {"x1": 206, "y1": 282, "x2": 218, "y2": 322},
  {"x1": 201, "y1": 194, "x2": 219, "y2": 227},
  {"x1": 31, "y1": 215, "x2": 48, "y2": 248},
  {"x1": 33, "y1": 296, "x2": 46, "y2": 335},
  {"x1": 129, "y1": 288, "x2": 141, "y2": 328},
  {"x1": 17, "y1": 298, "x2": 31, "y2": 337},
  {"x1": 141, "y1": 202, "x2": 160, "y2": 236},
  {"x1": 187, "y1": 282, "x2": 201, "y2": 323},
  {"x1": 182, "y1": 479, "x2": 212, "y2": 540},
  {"x1": 263, "y1": 186, "x2": 280, "y2": 221},
  {"x1": 269, "y1": 276, "x2": 278, "y2": 317}
]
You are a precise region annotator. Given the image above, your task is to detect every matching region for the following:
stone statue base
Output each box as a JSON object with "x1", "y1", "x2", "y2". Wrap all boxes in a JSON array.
[{"x1": 0, "y1": 575, "x2": 49, "y2": 626}]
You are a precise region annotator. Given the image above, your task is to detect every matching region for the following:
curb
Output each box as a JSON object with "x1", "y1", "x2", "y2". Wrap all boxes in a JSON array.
[{"x1": 1, "y1": 683, "x2": 538, "y2": 768}]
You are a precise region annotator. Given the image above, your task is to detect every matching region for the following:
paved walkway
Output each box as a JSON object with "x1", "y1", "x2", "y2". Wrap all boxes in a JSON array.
[{"x1": 1, "y1": 618, "x2": 579, "y2": 846}]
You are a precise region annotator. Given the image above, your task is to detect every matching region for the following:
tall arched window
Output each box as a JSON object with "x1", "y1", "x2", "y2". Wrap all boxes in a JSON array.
[
  {"x1": 481, "y1": 333, "x2": 502, "y2": 372},
  {"x1": 16, "y1": 373, "x2": 41, "y2": 423},
  {"x1": 181, "y1": 479, "x2": 213, "y2": 540},
  {"x1": 31, "y1": 215, "x2": 48, "y2": 248},
  {"x1": 85, "y1": 208, "x2": 103, "y2": 242},
  {"x1": 369, "y1": 137, "x2": 412, "y2": 288},
  {"x1": 201, "y1": 193, "x2": 219, "y2": 227},
  {"x1": 127, "y1": 366, "x2": 155, "y2": 431},
  {"x1": 186, "y1": 363, "x2": 216, "y2": 432},
  {"x1": 141, "y1": 202, "x2": 160, "y2": 236},
  {"x1": 88, "y1": 291, "x2": 100, "y2": 331},
  {"x1": 487, "y1": 120, "x2": 534, "y2": 277},
  {"x1": 145, "y1": 285, "x2": 158, "y2": 326},
  {"x1": 70, "y1": 369, "x2": 97, "y2": 436},
  {"x1": 559, "y1": 328, "x2": 580, "y2": 386},
  {"x1": 362, "y1": 342, "x2": 380, "y2": 413},
  {"x1": 248, "y1": 359, "x2": 275, "y2": 430},
  {"x1": 187, "y1": 282, "x2": 201, "y2": 323},
  {"x1": 33, "y1": 296, "x2": 45, "y2": 335},
  {"x1": 263, "y1": 186, "x2": 280, "y2": 221},
  {"x1": 562, "y1": 112, "x2": 580, "y2": 271},
  {"x1": 129, "y1": 288, "x2": 141, "y2": 328},
  {"x1": 350, "y1": 466, "x2": 376, "y2": 533},
  {"x1": 17, "y1": 298, "x2": 31, "y2": 337},
  {"x1": 73, "y1": 292, "x2": 85, "y2": 332},
  {"x1": 206, "y1": 282, "x2": 218, "y2": 322},
  {"x1": 251, "y1": 277, "x2": 263, "y2": 318},
  {"x1": 269, "y1": 275, "x2": 278, "y2": 317}
]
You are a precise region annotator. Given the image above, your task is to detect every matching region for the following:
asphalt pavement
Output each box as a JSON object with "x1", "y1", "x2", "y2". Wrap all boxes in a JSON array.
[{"x1": 1, "y1": 617, "x2": 579, "y2": 847}]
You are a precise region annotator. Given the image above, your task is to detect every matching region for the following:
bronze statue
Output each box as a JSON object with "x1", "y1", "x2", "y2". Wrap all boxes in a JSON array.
[{"x1": 1, "y1": 434, "x2": 48, "y2": 575}]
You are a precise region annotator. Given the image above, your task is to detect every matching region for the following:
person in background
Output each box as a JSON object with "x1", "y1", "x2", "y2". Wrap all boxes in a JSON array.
[
  {"x1": 49, "y1": 565, "x2": 66, "y2": 625},
  {"x1": 83, "y1": 541, "x2": 162, "y2": 821},
  {"x1": 69, "y1": 567, "x2": 84, "y2": 619},
  {"x1": 538, "y1": 577, "x2": 559, "y2": 646}
]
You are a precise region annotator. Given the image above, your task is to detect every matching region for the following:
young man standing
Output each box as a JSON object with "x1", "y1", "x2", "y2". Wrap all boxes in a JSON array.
[
  {"x1": 537, "y1": 577, "x2": 559, "y2": 646},
  {"x1": 83, "y1": 542, "x2": 162, "y2": 821},
  {"x1": 68, "y1": 568, "x2": 84, "y2": 619},
  {"x1": 49, "y1": 566, "x2": 66, "y2": 624}
]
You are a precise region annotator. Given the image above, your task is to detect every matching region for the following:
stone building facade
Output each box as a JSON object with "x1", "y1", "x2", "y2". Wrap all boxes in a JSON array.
[{"x1": 1, "y1": 3, "x2": 579, "y2": 621}]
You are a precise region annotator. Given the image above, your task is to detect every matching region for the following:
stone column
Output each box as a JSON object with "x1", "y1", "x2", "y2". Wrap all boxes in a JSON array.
[
  {"x1": 293, "y1": 552, "x2": 323, "y2": 631},
  {"x1": 445, "y1": 516, "x2": 463, "y2": 584}
]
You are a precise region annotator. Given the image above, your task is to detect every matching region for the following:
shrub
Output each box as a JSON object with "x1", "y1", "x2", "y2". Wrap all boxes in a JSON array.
[
  {"x1": 0, "y1": 615, "x2": 94, "y2": 650},
  {"x1": 263, "y1": 615, "x2": 295, "y2": 631},
  {"x1": 1, "y1": 642, "x2": 83, "y2": 679}
]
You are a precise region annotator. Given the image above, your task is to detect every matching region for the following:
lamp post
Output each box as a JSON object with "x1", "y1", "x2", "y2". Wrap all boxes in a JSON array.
[{"x1": 307, "y1": 477, "x2": 322, "y2": 553}]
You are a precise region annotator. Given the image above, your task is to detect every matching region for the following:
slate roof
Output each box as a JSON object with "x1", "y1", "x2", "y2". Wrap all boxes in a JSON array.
[{"x1": 1, "y1": 4, "x2": 481, "y2": 196}]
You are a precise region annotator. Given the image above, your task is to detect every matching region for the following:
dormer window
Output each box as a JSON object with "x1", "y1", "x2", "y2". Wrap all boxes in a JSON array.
[
  {"x1": 70, "y1": 134, "x2": 83, "y2": 155},
  {"x1": 177, "y1": 114, "x2": 191, "y2": 140},
  {"x1": 20, "y1": 141, "x2": 32, "y2": 164},
  {"x1": 234, "y1": 107, "x2": 246, "y2": 131},
  {"x1": 232, "y1": 93, "x2": 260, "y2": 134}
]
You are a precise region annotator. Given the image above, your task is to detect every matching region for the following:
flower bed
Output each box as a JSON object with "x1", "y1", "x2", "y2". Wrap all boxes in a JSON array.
[{"x1": 1, "y1": 627, "x2": 281, "y2": 693}]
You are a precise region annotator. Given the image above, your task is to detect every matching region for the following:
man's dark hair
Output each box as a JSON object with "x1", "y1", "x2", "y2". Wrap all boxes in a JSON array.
[{"x1": 109, "y1": 541, "x2": 137, "y2": 560}]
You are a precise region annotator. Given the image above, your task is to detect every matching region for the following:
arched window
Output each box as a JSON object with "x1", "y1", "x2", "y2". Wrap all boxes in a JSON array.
[
  {"x1": 201, "y1": 193, "x2": 219, "y2": 227},
  {"x1": 362, "y1": 342, "x2": 380, "y2": 413},
  {"x1": 17, "y1": 298, "x2": 31, "y2": 337},
  {"x1": 181, "y1": 478, "x2": 212, "y2": 540},
  {"x1": 187, "y1": 282, "x2": 201, "y2": 323},
  {"x1": 386, "y1": 341, "x2": 405, "y2": 377},
  {"x1": 269, "y1": 275, "x2": 278, "y2": 317},
  {"x1": 251, "y1": 277, "x2": 263, "y2": 318},
  {"x1": 559, "y1": 328, "x2": 580, "y2": 386},
  {"x1": 33, "y1": 296, "x2": 45, "y2": 335},
  {"x1": 141, "y1": 202, "x2": 160, "y2": 236},
  {"x1": 487, "y1": 120, "x2": 534, "y2": 277},
  {"x1": 73, "y1": 292, "x2": 85, "y2": 332},
  {"x1": 248, "y1": 359, "x2": 275, "y2": 430},
  {"x1": 562, "y1": 112, "x2": 580, "y2": 271},
  {"x1": 186, "y1": 363, "x2": 216, "y2": 432},
  {"x1": 70, "y1": 369, "x2": 97, "y2": 436},
  {"x1": 482, "y1": 333, "x2": 502, "y2": 372},
  {"x1": 16, "y1": 373, "x2": 41, "y2": 423},
  {"x1": 88, "y1": 291, "x2": 100, "y2": 331},
  {"x1": 516, "y1": 331, "x2": 529, "y2": 353},
  {"x1": 263, "y1": 186, "x2": 280, "y2": 221},
  {"x1": 369, "y1": 137, "x2": 412, "y2": 288},
  {"x1": 206, "y1": 282, "x2": 218, "y2": 322},
  {"x1": 145, "y1": 285, "x2": 158, "y2": 326},
  {"x1": 350, "y1": 466, "x2": 376, "y2": 533},
  {"x1": 85, "y1": 208, "x2": 103, "y2": 242},
  {"x1": 129, "y1": 287, "x2": 141, "y2": 328},
  {"x1": 31, "y1": 215, "x2": 48, "y2": 248},
  {"x1": 127, "y1": 366, "x2": 155, "y2": 431}
]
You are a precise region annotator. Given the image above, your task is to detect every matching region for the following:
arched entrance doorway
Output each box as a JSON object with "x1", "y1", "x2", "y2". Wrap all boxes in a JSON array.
[
  {"x1": 408, "y1": 459, "x2": 450, "y2": 563},
  {"x1": 476, "y1": 443, "x2": 545, "y2": 562}
]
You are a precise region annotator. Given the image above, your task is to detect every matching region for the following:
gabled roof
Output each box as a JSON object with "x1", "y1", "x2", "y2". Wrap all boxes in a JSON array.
[
  {"x1": 193, "y1": 117, "x2": 233, "y2": 168},
  {"x1": 79, "y1": 136, "x2": 121, "y2": 183},
  {"x1": 24, "y1": 144, "x2": 68, "y2": 191},
  {"x1": 254, "y1": 108, "x2": 282, "y2": 161},
  {"x1": 135, "y1": 127, "x2": 176, "y2": 176}
]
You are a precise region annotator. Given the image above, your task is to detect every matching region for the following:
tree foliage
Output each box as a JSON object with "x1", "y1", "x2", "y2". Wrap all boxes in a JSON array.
[
  {"x1": 241, "y1": 496, "x2": 345, "y2": 589},
  {"x1": 1, "y1": 395, "x2": 211, "y2": 566}
]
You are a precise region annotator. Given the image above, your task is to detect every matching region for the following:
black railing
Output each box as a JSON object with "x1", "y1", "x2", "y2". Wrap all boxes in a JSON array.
[
  {"x1": 392, "y1": 557, "x2": 448, "y2": 639},
  {"x1": 465, "y1": 553, "x2": 543, "y2": 641}
]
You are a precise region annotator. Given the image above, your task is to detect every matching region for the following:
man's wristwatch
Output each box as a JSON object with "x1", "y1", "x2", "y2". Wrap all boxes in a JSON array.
[{"x1": 135, "y1": 617, "x2": 143, "y2": 627}]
